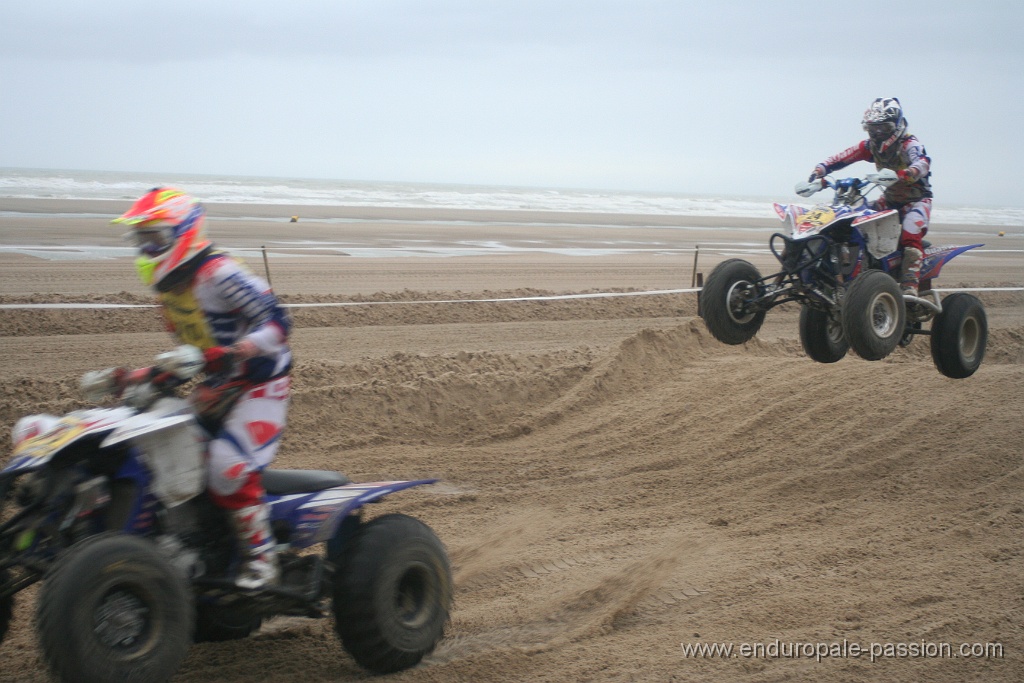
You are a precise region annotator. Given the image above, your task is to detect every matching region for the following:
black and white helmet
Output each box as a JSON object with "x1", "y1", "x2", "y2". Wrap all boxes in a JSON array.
[{"x1": 861, "y1": 97, "x2": 907, "y2": 152}]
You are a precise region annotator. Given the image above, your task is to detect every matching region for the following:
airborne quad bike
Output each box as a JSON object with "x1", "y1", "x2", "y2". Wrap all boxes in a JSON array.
[
  {"x1": 0, "y1": 346, "x2": 452, "y2": 683},
  {"x1": 700, "y1": 170, "x2": 988, "y2": 378}
]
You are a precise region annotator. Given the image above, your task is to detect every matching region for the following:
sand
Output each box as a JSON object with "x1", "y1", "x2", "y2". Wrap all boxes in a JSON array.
[{"x1": 1, "y1": 199, "x2": 1022, "y2": 682}]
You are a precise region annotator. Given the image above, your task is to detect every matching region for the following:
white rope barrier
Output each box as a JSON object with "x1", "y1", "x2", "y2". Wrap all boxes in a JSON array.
[{"x1": 1, "y1": 286, "x2": 1020, "y2": 310}]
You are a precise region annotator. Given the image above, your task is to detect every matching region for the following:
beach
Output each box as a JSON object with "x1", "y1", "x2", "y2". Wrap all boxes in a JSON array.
[{"x1": 1, "y1": 198, "x2": 1023, "y2": 682}]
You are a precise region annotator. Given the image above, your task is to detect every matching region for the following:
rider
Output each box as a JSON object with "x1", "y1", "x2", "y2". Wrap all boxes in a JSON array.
[
  {"x1": 113, "y1": 187, "x2": 292, "y2": 590},
  {"x1": 809, "y1": 97, "x2": 932, "y2": 296}
]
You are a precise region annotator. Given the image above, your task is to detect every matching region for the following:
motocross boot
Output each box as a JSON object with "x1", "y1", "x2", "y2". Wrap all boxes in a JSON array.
[
  {"x1": 228, "y1": 504, "x2": 279, "y2": 590},
  {"x1": 900, "y1": 247, "x2": 923, "y2": 297}
]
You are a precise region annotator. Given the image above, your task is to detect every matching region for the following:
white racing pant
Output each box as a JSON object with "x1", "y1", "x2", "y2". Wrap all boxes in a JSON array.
[{"x1": 206, "y1": 375, "x2": 291, "y2": 506}]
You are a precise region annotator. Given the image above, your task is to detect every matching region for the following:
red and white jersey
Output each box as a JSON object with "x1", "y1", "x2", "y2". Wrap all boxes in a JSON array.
[{"x1": 820, "y1": 135, "x2": 932, "y2": 205}]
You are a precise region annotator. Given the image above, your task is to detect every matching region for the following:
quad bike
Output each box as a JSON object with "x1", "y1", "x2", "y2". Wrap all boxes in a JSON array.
[
  {"x1": 0, "y1": 346, "x2": 452, "y2": 683},
  {"x1": 700, "y1": 169, "x2": 988, "y2": 378}
]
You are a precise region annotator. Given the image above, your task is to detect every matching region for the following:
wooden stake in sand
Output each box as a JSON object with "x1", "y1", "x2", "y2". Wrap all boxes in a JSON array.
[{"x1": 262, "y1": 246, "x2": 273, "y2": 287}]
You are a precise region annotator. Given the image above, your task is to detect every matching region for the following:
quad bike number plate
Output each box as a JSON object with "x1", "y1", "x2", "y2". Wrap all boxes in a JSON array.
[
  {"x1": 12, "y1": 417, "x2": 90, "y2": 459},
  {"x1": 796, "y1": 208, "x2": 835, "y2": 233}
]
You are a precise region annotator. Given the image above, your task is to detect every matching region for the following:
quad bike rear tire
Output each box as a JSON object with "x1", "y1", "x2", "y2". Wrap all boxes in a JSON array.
[
  {"x1": 0, "y1": 570, "x2": 12, "y2": 648},
  {"x1": 799, "y1": 306, "x2": 848, "y2": 363},
  {"x1": 37, "y1": 533, "x2": 194, "y2": 683},
  {"x1": 841, "y1": 270, "x2": 905, "y2": 361},
  {"x1": 701, "y1": 259, "x2": 766, "y2": 345},
  {"x1": 930, "y1": 292, "x2": 987, "y2": 379},
  {"x1": 332, "y1": 513, "x2": 452, "y2": 674}
]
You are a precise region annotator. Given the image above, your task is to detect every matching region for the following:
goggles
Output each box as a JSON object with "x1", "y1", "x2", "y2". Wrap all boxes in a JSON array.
[
  {"x1": 125, "y1": 225, "x2": 175, "y2": 256},
  {"x1": 864, "y1": 121, "x2": 896, "y2": 138}
]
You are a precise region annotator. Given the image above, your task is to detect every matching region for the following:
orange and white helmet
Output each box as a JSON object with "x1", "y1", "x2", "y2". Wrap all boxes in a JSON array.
[{"x1": 112, "y1": 187, "x2": 211, "y2": 289}]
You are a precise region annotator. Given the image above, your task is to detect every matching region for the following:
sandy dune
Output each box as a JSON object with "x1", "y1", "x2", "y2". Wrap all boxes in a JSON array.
[{"x1": 0, "y1": 202, "x2": 1022, "y2": 682}]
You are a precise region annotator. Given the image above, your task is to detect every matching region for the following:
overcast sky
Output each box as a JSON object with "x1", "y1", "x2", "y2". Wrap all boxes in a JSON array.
[{"x1": 1, "y1": 1, "x2": 1021, "y2": 207}]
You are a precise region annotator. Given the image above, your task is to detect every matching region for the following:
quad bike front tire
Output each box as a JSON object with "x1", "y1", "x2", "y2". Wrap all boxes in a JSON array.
[
  {"x1": 930, "y1": 292, "x2": 987, "y2": 379},
  {"x1": 36, "y1": 533, "x2": 194, "y2": 683},
  {"x1": 841, "y1": 270, "x2": 906, "y2": 361},
  {"x1": 701, "y1": 259, "x2": 766, "y2": 345},
  {"x1": 332, "y1": 513, "x2": 452, "y2": 674},
  {"x1": 0, "y1": 570, "x2": 12, "y2": 648},
  {"x1": 799, "y1": 306, "x2": 848, "y2": 363}
]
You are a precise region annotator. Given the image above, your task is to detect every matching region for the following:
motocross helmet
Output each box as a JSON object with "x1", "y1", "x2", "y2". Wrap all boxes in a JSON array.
[
  {"x1": 112, "y1": 187, "x2": 212, "y2": 291},
  {"x1": 861, "y1": 97, "x2": 907, "y2": 153}
]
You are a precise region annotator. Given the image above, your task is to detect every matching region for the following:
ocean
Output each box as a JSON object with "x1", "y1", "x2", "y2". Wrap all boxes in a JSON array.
[{"x1": 2, "y1": 167, "x2": 1022, "y2": 227}]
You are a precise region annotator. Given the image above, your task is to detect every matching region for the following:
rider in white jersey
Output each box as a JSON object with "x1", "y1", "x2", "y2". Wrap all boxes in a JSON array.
[
  {"x1": 114, "y1": 187, "x2": 291, "y2": 589},
  {"x1": 809, "y1": 97, "x2": 933, "y2": 296}
]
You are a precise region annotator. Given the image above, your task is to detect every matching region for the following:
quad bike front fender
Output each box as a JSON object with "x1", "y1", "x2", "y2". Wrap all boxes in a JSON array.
[{"x1": 852, "y1": 210, "x2": 900, "y2": 259}]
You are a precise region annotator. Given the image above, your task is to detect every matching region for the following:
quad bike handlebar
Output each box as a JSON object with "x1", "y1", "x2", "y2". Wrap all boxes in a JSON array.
[
  {"x1": 79, "y1": 345, "x2": 206, "y2": 405},
  {"x1": 794, "y1": 169, "x2": 899, "y2": 200},
  {"x1": 864, "y1": 168, "x2": 899, "y2": 187}
]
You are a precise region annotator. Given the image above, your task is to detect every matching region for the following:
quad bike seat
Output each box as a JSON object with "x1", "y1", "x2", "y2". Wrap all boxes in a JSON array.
[{"x1": 262, "y1": 469, "x2": 351, "y2": 495}]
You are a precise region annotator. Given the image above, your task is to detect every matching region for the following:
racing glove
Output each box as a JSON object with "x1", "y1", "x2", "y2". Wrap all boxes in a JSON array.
[
  {"x1": 203, "y1": 346, "x2": 236, "y2": 374},
  {"x1": 80, "y1": 367, "x2": 129, "y2": 402},
  {"x1": 808, "y1": 164, "x2": 827, "y2": 182},
  {"x1": 896, "y1": 168, "x2": 917, "y2": 182},
  {"x1": 203, "y1": 339, "x2": 260, "y2": 374}
]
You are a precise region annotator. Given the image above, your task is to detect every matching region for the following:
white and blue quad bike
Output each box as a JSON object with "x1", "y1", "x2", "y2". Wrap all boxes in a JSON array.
[
  {"x1": 700, "y1": 170, "x2": 988, "y2": 378},
  {"x1": 0, "y1": 346, "x2": 452, "y2": 683}
]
